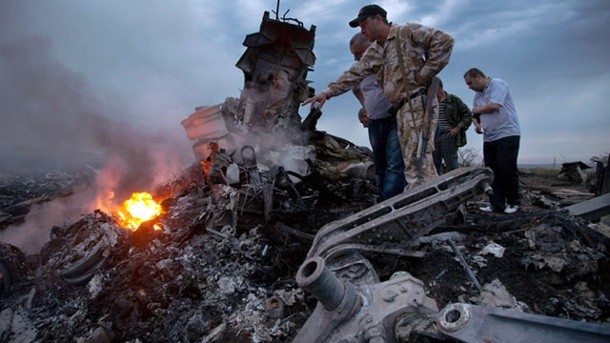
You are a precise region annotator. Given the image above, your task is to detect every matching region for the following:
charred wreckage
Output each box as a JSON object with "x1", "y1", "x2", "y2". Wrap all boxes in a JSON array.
[{"x1": 2, "y1": 7, "x2": 610, "y2": 343}]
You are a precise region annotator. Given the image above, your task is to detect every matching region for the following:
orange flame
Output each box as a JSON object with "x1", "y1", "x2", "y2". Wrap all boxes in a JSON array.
[
  {"x1": 116, "y1": 192, "x2": 162, "y2": 231},
  {"x1": 200, "y1": 141, "x2": 219, "y2": 176}
]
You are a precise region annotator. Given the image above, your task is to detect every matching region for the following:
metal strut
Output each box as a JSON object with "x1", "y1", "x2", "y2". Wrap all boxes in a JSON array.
[{"x1": 307, "y1": 167, "x2": 494, "y2": 262}]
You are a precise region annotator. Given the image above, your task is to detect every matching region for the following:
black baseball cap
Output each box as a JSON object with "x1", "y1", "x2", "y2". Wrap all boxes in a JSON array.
[{"x1": 348, "y1": 5, "x2": 387, "y2": 28}]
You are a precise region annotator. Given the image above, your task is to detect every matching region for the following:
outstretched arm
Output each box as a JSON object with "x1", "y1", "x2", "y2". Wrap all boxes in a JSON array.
[{"x1": 302, "y1": 91, "x2": 329, "y2": 109}]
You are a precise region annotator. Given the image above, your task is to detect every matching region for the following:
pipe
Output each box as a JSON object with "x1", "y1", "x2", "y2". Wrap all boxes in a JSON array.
[
  {"x1": 447, "y1": 239, "x2": 482, "y2": 292},
  {"x1": 296, "y1": 256, "x2": 345, "y2": 311}
]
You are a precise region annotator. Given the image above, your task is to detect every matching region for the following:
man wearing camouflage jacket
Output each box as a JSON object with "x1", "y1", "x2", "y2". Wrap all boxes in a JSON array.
[
  {"x1": 433, "y1": 78, "x2": 473, "y2": 174},
  {"x1": 303, "y1": 4, "x2": 454, "y2": 188}
]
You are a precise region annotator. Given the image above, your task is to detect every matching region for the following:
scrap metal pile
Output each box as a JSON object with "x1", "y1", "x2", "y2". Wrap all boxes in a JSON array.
[
  {"x1": 1, "y1": 158, "x2": 609, "y2": 342},
  {"x1": 0, "y1": 137, "x2": 378, "y2": 342},
  {"x1": 2, "y1": 7, "x2": 610, "y2": 343}
]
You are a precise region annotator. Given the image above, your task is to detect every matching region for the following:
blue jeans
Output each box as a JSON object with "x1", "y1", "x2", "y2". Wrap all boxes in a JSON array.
[{"x1": 368, "y1": 116, "x2": 406, "y2": 200}]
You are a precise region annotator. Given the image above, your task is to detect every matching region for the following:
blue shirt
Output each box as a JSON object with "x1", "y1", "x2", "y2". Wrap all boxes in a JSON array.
[
  {"x1": 360, "y1": 75, "x2": 392, "y2": 120},
  {"x1": 473, "y1": 78, "x2": 521, "y2": 142}
]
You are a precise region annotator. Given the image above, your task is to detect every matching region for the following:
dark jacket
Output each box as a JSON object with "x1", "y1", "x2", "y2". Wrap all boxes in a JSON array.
[{"x1": 442, "y1": 92, "x2": 472, "y2": 147}]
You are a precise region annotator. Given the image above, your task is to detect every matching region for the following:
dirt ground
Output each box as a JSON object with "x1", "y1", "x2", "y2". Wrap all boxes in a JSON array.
[{"x1": 391, "y1": 168, "x2": 610, "y2": 322}]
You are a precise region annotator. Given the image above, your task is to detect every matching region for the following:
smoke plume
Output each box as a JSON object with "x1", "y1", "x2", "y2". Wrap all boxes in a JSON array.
[{"x1": 0, "y1": 33, "x2": 191, "y2": 253}]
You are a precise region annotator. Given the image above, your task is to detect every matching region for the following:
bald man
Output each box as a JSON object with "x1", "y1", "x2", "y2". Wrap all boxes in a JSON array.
[{"x1": 350, "y1": 33, "x2": 405, "y2": 200}]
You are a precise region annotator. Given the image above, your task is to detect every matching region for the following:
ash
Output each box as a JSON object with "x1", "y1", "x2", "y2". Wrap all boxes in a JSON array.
[{"x1": 1, "y1": 146, "x2": 609, "y2": 342}]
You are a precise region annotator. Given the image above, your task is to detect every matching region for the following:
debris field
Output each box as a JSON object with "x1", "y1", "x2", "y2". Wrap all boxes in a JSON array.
[{"x1": 1, "y1": 148, "x2": 609, "y2": 342}]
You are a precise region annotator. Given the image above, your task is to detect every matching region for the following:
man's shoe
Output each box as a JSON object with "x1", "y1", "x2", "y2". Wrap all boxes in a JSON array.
[
  {"x1": 479, "y1": 205, "x2": 494, "y2": 213},
  {"x1": 504, "y1": 205, "x2": 519, "y2": 214}
]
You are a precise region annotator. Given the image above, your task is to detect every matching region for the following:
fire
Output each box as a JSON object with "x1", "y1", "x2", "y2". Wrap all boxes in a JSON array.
[
  {"x1": 200, "y1": 141, "x2": 219, "y2": 177},
  {"x1": 116, "y1": 192, "x2": 162, "y2": 231}
]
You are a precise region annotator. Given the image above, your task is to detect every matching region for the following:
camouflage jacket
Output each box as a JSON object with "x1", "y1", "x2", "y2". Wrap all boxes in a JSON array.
[
  {"x1": 324, "y1": 23, "x2": 454, "y2": 105},
  {"x1": 443, "y1": 92, "x2": 473, "y2": 147}
]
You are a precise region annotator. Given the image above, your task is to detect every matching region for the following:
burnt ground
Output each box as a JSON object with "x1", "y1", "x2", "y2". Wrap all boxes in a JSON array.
[
  {"x1": 400, "y1": 209, "x2": 610, "y2": 319},
  {"x1": 1, "y1": 164, "x2": 609, "y2": 342},
  {"x1": 396, "y1": 170, "x2": 610, "y2": 321}
]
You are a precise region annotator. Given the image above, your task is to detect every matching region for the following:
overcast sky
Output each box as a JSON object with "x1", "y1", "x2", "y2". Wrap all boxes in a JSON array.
[{"x1": 1, "y1": 0, "x2": 609, "y2": 173}]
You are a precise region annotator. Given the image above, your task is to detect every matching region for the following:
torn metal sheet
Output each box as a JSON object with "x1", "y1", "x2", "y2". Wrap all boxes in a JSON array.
[
  {"x1": 592, "y1": 153, "x2": 610, "y2": 195},
  {"x1": 235, "y1": 11, "x2": 316, "y2": 131},
  {"x1": 557, "y1": 161, "x2": 592, "y2": 184},
  {"x1": 566, "y1": 192, "x2": 610, "y2": 220}
]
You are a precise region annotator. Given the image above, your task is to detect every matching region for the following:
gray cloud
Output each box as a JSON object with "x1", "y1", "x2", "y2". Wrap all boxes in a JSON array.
[
  {"x1": 0, "y1": 2, "x2": 194, "y2": 202},
  {"x1": 1, "y1": 0, "x2": 608, "y2": 174}
]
